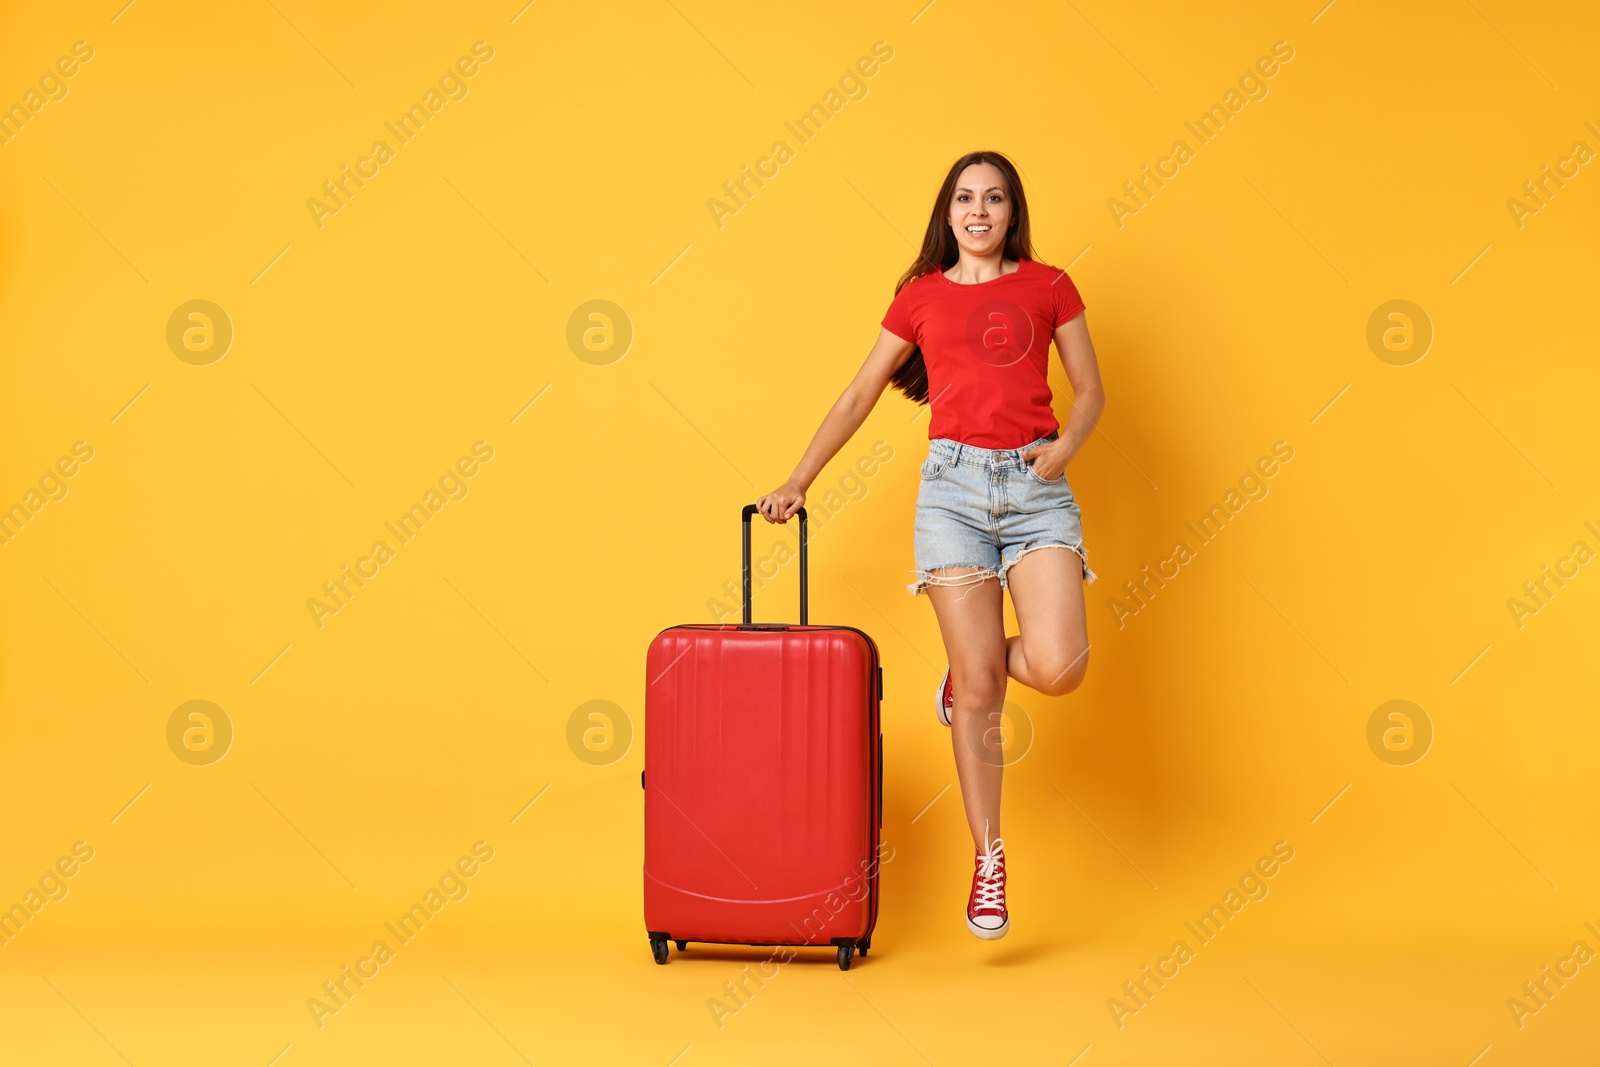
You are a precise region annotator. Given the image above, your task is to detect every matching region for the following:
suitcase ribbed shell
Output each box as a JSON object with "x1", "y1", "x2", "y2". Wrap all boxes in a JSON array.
[{"x1": 644, "y1": 623, "x2": 881, "y2": 948}]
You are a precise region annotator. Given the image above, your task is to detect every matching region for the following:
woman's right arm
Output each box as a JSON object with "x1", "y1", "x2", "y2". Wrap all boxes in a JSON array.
[{"x1": 754, "y1": 327, "x2": 916, "y2": 523}]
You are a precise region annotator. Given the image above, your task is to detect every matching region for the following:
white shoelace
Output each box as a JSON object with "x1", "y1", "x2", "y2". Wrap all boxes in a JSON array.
[{"x1": 973, "y1": 839, "x2": 1006, "y2": 910}]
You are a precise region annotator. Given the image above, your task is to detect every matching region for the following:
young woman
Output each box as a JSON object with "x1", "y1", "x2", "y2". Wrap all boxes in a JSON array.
[{"x1": 755, "y1": 150, "x2": 1104, "y2": 941}]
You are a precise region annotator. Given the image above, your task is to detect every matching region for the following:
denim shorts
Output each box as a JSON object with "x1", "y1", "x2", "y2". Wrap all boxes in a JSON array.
[{"x1": 907, "y1": 432, "x2": 1097, "y2": 596}]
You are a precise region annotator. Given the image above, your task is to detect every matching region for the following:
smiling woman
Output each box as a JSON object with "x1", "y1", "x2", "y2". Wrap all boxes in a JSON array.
[{"x1": 757, "y1": 149, "x2": 1107, "y2": 942}]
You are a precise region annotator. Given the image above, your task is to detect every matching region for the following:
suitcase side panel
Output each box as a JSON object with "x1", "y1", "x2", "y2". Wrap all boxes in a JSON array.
[{"x1": 644, "y1": 626, "x2": 879, "y2": 945}]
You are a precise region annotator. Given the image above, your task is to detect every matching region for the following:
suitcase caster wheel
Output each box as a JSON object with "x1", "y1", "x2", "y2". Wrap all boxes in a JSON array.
[
  {"x1": 675, "y1": 940, "x2": 687, "y2": 952},
  {"x1": 651, "y1": 938, "x2": 669, "y2": 965},
  {"x1": 837, "y1": 944, "x2": 854, "y2": 970},
  {"x1": 858, "y1": 937, "x2": 870, "y2": 957}
]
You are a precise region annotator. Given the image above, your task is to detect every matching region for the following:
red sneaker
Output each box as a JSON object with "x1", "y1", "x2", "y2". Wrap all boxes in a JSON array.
[
  {"x1": 966, "y1": 837, "x2": 1009, "y2": 939},
  {"x1": 935, "y1": 665, "x2": 953, "y2": 727}
]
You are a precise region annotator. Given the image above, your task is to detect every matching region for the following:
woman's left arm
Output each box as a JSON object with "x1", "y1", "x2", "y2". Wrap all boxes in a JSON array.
[{"x1": 1025, "y1": 312, "x2": 1104, "y2": 479}]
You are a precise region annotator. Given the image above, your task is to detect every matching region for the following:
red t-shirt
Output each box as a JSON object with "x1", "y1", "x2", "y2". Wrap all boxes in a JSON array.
[{"x1": 880, "y1": 257, "x2": 1086, "y2": 449}]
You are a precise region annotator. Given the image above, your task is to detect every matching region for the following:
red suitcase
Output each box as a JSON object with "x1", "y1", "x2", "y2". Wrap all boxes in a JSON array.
[{"x1": 643, "y1": 505, "x2": 884, "y2": 970}]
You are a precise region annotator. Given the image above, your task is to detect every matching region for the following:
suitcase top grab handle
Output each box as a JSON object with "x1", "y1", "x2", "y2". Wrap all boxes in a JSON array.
[{"x1": 740, "y1": 504, "x2": 807, "y2": 625}]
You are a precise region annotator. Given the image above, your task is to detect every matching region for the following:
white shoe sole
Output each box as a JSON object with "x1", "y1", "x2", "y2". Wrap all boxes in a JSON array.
[
  {"x1": 935, "y1": 668, "x2": 952, "y2": 727},
  {"x1": 966, "y1": 916, "x2": 1009, "y2": 940}
]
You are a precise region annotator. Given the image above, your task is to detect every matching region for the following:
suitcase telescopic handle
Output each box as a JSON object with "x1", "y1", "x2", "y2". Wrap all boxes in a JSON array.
[{"x1": 740, "y1": 504, "x2": 808, "y2": 625}]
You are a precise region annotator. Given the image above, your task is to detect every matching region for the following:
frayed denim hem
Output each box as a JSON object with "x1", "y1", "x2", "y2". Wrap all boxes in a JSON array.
[
  {"x1": 906, "y1": 565, "x2": 1001, "y2": 598},
  {"x1": 997, "y1": 543, "x2": 1099, "y2": 586}
]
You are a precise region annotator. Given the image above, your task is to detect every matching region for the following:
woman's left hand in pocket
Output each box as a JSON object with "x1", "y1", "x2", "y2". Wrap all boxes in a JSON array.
[{"x1": 1020, "y1": 442, "x2": 1068, "y2": 481}]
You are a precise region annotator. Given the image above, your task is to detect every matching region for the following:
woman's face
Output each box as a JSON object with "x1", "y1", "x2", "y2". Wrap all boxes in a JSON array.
[{"x1": 947, "y1": 162, "x2": 1013, "y2": 257}]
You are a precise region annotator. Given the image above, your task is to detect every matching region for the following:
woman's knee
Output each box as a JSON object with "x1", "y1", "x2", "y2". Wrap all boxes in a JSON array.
[
  {"x1": 951, "y1": 661, "x2": 1007, "y2": 705},
  {"x1": 1033, "y1": 648, "x2": 1089, "y2": 695}
]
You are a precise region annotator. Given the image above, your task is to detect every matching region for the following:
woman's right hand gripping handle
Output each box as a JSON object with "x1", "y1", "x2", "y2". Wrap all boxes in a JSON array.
[{"x1": 755, "y1": 482, "x2": 806, "y2": 524}]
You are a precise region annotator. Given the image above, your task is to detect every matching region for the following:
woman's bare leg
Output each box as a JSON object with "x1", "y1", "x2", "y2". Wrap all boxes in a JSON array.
[
  {"x1": 1003, "y1": 546, "x2": 1091, "y2": 696},
  {"x1": 924, "y1": 567, "x2": 1008, "y2": 849}
]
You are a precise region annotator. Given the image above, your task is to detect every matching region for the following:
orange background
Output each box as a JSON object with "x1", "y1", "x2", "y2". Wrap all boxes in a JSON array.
[{"x1": 2, "y1": 1, "x2": 1597, "y2": 1063}]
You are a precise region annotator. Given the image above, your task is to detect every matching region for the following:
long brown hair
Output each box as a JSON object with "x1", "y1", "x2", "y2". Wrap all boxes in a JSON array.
[{"x1": 888, "y1": 150, "x2": 1038, "y2": 404}]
